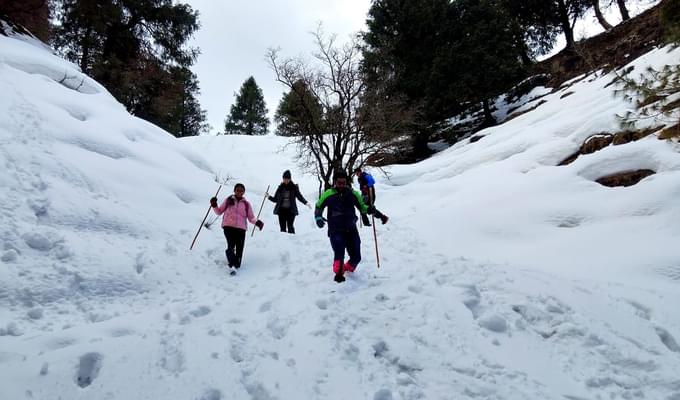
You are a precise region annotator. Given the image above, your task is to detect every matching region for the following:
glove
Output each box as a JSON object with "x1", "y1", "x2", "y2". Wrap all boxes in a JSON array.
[
  {"x1": 255, "y1": 220, "x2": 264, "y2": 230},
  {"x1": 315, "y1": 217, "x2": 325, "y2": 228},
  {"x1": 210, "y1": 197, "x2": 218, "y2": 207}
]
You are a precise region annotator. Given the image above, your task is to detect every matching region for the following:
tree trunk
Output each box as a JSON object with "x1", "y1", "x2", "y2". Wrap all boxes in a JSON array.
[
  {"x1": 412, "y1": 131, "x2": 431, "y2": 160},
  {"x1": 616, "y1": 0, "x2": 630, "y2": 21},
  {"x1": 516, "y1": 38, "x2": 533, "y2": 66},
  {"x1": 556, "y1": 0, "x2": 576, "y2": 49},
  {"x1": 482, "y1": 99, "x2": 496, "y2": 127},
  {"x1": 592, "y1": 0, "x2": 613, "y2": 30}
]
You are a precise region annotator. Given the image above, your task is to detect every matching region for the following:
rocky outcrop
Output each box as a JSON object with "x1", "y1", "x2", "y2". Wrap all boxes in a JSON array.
[
  {"x1": 560, "y1": 128, "x2": 657, "y2": 165},
  {"x1": 595, "y1": 169, "x2": 655, "y2": 187}
]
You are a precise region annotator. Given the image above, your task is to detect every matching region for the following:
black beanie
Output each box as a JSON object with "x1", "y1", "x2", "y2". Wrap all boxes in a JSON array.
[
  {"x1": 333, "y1": 170, "x2": 348, "y2": 181},
  {"x1": 282, "y1": 170, "x2": 291, "y2": 179}
]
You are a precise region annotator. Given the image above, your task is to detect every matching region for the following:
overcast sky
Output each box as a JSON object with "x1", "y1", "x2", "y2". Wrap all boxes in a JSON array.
[{"x1": 184, "y1": 0, "x2": 371, "y2": 135}]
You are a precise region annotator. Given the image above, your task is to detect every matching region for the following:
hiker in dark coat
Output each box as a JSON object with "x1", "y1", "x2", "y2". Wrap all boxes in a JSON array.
[
  {"x1": 268, "y1": 170, "x2": 311, "y2": 234},
  {"x1": 315, "y1": 170, "x2": 389, "y2": 283}
]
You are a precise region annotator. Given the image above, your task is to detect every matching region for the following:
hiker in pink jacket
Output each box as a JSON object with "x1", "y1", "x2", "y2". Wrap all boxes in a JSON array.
[{"x1": 210, "y1": 183, "x2": 264, "y2": 272}]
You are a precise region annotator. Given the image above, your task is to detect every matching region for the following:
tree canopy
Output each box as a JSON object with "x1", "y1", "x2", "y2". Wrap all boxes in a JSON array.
[{"x1": 225, "y1": 76, "x2": 270, "y2": 136}]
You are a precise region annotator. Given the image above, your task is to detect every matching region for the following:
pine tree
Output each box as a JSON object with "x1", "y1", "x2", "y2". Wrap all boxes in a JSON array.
[
  {"x1": 450, "y1": 0, "x2": 526, "y2": 126},
  {"x1": 225, "y1": 77, "x2": 269, "y2": 135},
  {"x1": 616, "y1": 0, "x2": 680, "y2": 142},
  {"x1": 52, "y1": 0, "x2": 201, "y2": 135},
  {"x1": 0, "y1": 0, "x2": 51, "y2": 41},
  {"x1": 159, "y1": 67, "x2": 210, "y2": 137},
  {"x1": 362, "y1": 0, "x2": 459, "y2": 156},
  {"x1": 553, "y1": 0, "x2": 591, "y2": 49},
  {"x1": 660, "y1": 0, "x2": 680, "y2": 44},
  {"x1": 274, "y1": 80, "x2": 323, "y2": 137},
  {"x1": 501, "y1": 0, "x2": 560, "y2": 65},
  {"x1": 174, "y1": 68, "x2": 210, "y2": 137}
]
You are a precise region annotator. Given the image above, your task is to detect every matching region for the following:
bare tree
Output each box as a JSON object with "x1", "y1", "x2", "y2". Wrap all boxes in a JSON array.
[{"x1": 267, "y1": 26, "x2": 411, "y2": 194}]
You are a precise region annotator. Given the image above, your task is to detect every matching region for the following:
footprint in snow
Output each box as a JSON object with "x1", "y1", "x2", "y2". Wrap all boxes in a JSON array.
[
  {"x1": 197, "y1": 388, "x2": 222, "y2": 400},
  {"x1": 259, "y1": 301, "x2": 272, "y2": 313},
  {"x1": 315, "y1": 299, "x2": 328, "y2": 310},
  {"x1": 189, "y1": 305, "x2": 212, "y2": 318},
  {"x1": 655, "y1": 326, "x2": 680, "y2": 353},
  {"x1": 76, "y1": 352, "x2": 103, "y2": 388}
]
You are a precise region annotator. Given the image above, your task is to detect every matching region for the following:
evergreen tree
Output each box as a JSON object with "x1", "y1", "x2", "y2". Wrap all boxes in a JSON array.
[
  {"x1": 0, "y1": 0, "x2": 51, "y2": 41},
  {"x1": 158, "y1": 67, "x2": 210, "y2": 137},
  {"x1": 362, "y1": 0, "x2": 459, "y2": 156},
  {"x1": 450, "y1": 0, "x2": 526, "y2": 126},
  {"x1": 174, "y1": 68, "x2": 210, "y2": 137},
  {"x1": 553, "y1": 0, "x2": 591, "y2": 49},
  {"x1": 225, "y1": 77, "x2": 269, "y2": 135},
  {"x1": 52, "y1": 0, "x2": 201, "y2": 135},
  {"x1": 660, "y1": 0, "x2": 680, "y2": 44},
  {"x1": 501, "y1": 0, "x2": 560, "y2": 65},
  {"x1": 274, "y1": 80, "x2": 323, "y2": 137},
  {"x1": 503, "y1": 0, "x2": 589, "y2": 51}
]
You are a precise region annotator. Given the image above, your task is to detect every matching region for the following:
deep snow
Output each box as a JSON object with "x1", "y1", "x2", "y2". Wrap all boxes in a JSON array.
[{"x1": 1, "y1": 30, "x2": 680, "y2": 400}]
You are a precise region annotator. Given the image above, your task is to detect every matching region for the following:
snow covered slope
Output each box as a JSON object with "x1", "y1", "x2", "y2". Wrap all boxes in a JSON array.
[{"x1": 1, "y1": 31, "x2": 680, "y2": 400}]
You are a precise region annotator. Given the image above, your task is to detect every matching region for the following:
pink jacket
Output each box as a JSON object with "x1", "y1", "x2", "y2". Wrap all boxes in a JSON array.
[{"x1": 213, "y1": 195, "x2": 257, "y2": 230}]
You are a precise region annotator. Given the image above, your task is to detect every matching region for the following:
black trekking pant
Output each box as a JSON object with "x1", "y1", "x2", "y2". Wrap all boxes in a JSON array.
[
  {"x1": 362, "y1": 186, "x2": 376, "y2": 206},
  {"x1": 223, "y1": 226, "x2": 246, "y2": 268},
  {"x1": 277, "y1": 208, "x2": 296, "y2": 234}
]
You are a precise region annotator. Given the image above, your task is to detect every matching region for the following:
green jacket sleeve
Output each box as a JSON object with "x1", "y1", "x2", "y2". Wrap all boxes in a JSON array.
[
  {"x1": 315, "y1": 188, "x2": 335, "y2": 218},
  {"x1": 352, "y1": 190, "x2": 369, "y2": 214}
]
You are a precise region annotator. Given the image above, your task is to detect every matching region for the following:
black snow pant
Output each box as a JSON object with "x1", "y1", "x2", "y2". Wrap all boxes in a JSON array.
[
  {"x1": 361, "y1": 187, "x2": 376, "y2": 226},
  {"x1": 329, "y1": 229, "x2": 361, "y2": 268},
  {"x1": 277, "y1": 208, "x2": 296, "y2": 234},
  {"x1": 223, "y1": 226, "x2": 246, "y2": 268}
]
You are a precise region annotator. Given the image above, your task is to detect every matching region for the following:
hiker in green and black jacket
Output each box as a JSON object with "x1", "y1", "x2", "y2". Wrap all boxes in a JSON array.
[{"x1": 314, "y1": 170, "x2": 389, "y2": 283}]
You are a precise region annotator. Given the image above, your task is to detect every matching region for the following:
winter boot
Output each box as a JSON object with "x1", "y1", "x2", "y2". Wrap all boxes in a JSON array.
[
  {"x1": 333, "y1": 260, "x2": 345, "y2": 282},
  {"x1": 332, "y1": 260, "x2": 343, "y2": 274},
  {"x1": 344, "y1": 261, "x2": 356, "y2": 273}
]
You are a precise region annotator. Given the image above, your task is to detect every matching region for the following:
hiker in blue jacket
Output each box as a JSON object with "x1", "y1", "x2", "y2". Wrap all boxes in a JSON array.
[{"x1": 354, "y1": 167, "x2": 377, "y2": 226}]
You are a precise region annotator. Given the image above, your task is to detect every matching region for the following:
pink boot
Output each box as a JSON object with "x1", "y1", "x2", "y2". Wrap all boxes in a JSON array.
[
  {"x1": 333, "y1": 260, "x2": 345, "y2": 283},
  {"x1": 344, "y1": 261, "x2": 355, "y2": 273},
  {"x1": 333, "y1": 260, "x2": 343, "y2": 274}
]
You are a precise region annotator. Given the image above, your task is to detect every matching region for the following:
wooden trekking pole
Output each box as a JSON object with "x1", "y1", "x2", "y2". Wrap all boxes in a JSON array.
[
  {"x1": 251, "y1": 185, "x2": 270, "y2": 237},
  {"x1": 190, "y1": 184, "x2": 222, "y2": 250},
  {"x1": 369, "y1": 189, "x2": 381, "y2": 269}
]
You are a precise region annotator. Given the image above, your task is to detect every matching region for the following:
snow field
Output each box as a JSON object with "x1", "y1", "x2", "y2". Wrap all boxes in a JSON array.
[{"x1": 1, "y1": 31, "x2": 680, "y2": 399}]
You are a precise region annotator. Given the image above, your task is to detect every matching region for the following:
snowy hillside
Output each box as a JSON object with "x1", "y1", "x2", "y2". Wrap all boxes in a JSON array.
[{"x1": 2, "y1": 31, "x2": 680, "y2": 400}]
